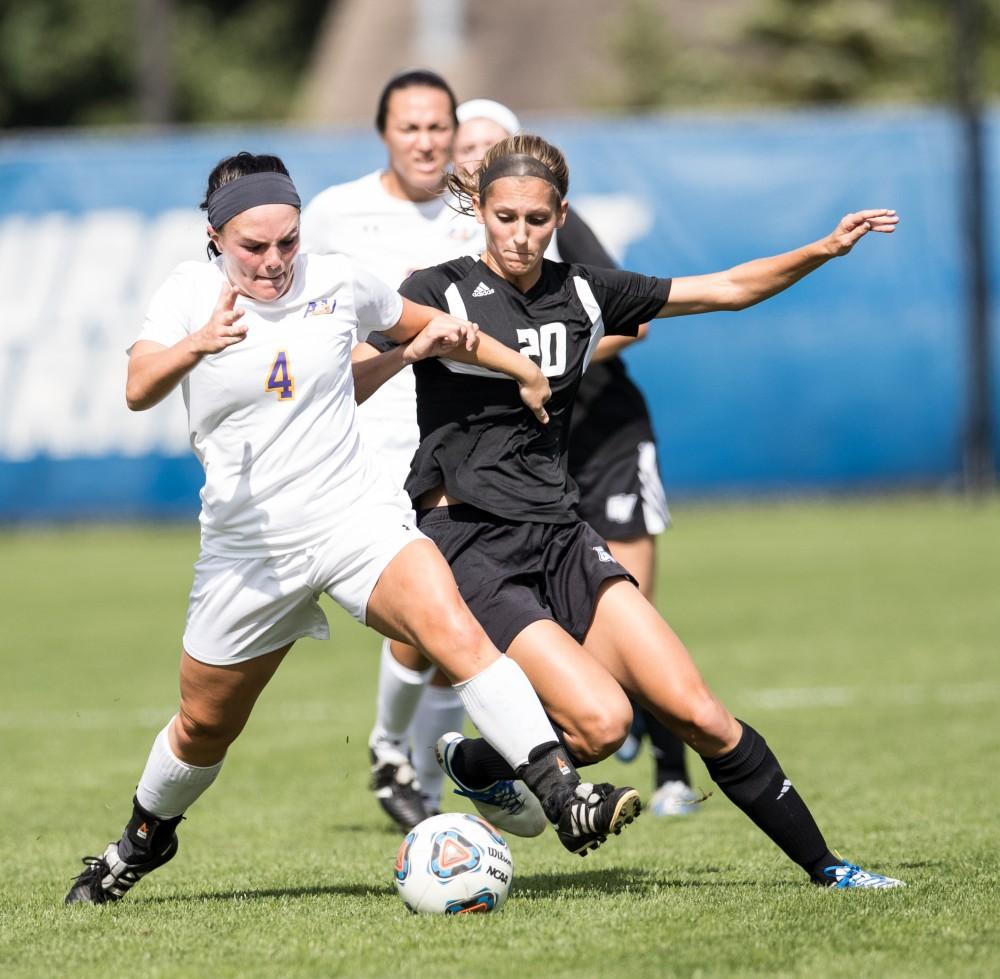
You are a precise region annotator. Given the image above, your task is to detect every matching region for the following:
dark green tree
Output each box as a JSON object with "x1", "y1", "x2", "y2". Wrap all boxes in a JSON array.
[
  {"x1": 607, "y1": 0, "x2": 1000, "y2": 111},
  {"x1": 0, "y1": 0, "x2": 328, "y2": 128}
]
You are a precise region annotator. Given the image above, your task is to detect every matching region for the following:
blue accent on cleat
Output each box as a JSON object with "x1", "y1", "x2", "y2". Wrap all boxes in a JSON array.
[
  {"x1": 822, "y1": 862, "x2": 906, "y2": 889},
  {"x1": 435, "y1": 732, "x2": 547, "y2": 837}
]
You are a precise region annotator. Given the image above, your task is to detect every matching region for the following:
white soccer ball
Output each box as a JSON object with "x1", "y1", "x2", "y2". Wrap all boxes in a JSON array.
[{"x1": 393, "y1": 812, "x2": 514, "y2": 915}]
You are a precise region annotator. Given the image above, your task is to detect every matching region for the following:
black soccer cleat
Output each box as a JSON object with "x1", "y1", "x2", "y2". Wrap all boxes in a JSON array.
[
  {"x1": 555, "y1": 782, "x2": 642, "y2": 856},
  {"x1": 370, "y1": 749, "x2": 430, "y2": 832},
  {"x1": 65, "y1": 836, "x2": 178, "y2": 905}
]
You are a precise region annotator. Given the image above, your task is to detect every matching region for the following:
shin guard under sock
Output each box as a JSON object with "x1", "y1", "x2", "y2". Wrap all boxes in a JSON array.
[
  {"x1": 516, "y1": 742, "x2": 582, "y2": 823},
  {"x1": 119, "y1": 796, "x2": 183, "y2": 862},
  {"x1": 550, "y1": 725, "x2": 588, "y2": 771},
  {"x1": 703, "y1": 720, "x2": 838, "y2": 881}
]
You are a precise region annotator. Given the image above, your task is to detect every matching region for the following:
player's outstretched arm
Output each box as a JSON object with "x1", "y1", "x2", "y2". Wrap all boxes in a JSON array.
[
  {"x1": 126, "y1": 282, "x2": 247, "y2": 410},
  {"x1": 658, "y1": 209, "x2": 898, "y2": 319}
]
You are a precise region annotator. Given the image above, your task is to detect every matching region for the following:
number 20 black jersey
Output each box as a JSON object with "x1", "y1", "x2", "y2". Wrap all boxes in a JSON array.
[{"x1": 398, "y1": 257, "x2": 670, "y2": 524}]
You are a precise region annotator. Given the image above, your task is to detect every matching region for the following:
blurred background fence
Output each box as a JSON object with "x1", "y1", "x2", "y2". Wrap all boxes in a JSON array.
[
  {"x1": 1, "y1": 106, "x2": 997, "y2": 520},
  {"x1": 1, "y1": 0, "x2": 997, "y2": 521}
]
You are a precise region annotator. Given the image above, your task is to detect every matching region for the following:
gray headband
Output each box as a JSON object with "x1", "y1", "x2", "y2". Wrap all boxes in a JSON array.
[
  {"x1": 206, "y1": 171, "x2": 301, "y2": 229},
  {"x1": 478, "y1": 153, "x2": 563, "y2": 197}
]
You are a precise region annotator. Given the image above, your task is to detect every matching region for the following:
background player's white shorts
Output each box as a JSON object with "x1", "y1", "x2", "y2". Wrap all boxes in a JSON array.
[{"x1": 182, "y1": 499, "x2": 425, "y2": 666}]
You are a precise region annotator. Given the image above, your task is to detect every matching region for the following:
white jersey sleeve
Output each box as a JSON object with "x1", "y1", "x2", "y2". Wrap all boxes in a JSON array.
[
  {"x1": 132, "y1": 262, "x2": 201, "y2": 349},
  {"x1": 352, "y1": 264, "x2": 404, "y2": 342}
]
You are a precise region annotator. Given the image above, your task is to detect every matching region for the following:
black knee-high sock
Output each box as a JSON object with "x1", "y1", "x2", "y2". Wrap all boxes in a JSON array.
[
  {"x1": 449, "y1": 738, "x2": 518, "y2": 788},
  {"x1": 644, "y1": 710, "x2": 688, "y2": 786},
  {"x1": 703, "y1": 721, "x2": 839, "y2": 882}
]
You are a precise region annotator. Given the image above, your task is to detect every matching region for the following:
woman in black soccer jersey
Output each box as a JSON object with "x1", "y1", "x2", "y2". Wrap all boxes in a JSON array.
[{"x1": 388, "y1": 132, "x2": 903, "y2": 888}]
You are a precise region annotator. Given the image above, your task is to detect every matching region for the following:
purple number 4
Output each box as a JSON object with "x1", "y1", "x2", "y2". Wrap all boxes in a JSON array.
[{"x1": 266, "y1": 351, "x2": 295, "y2": 400}]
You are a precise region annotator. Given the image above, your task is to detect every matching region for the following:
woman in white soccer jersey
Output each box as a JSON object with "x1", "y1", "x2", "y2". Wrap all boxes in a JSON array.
[
  {"x1": 64, "y1": 151, "x2": 640, "y2": 905},
  {"x1": 380, "y1": 133, "x2": 905, "y2": 888}
]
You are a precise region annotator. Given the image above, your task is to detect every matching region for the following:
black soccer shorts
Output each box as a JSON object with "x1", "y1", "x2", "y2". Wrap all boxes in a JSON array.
[
  {"x1": 416, "y1": 503, "x2": 636, "y2": 652},
  {"x1": 572, "y1": 435, "x2": 671, "y2": 541}
]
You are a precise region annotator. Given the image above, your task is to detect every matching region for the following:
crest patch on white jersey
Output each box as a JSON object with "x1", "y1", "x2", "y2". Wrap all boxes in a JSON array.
[{"x1": 304, "y1": 298, "x2": 336, "y2": 317}]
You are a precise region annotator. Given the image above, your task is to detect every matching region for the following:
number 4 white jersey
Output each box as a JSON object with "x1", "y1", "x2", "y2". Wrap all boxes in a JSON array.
[{"x1": 133, "y1": 253, "x2": 404, "y2": 557}]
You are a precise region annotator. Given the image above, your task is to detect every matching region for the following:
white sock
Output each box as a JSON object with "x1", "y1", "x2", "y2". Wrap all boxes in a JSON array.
[
  {"x1": 369, "y1": 638, "x2": 433, "y2": 754},
  {"x1": 135, "y1": 719, "x2": 223, "y2": 819},
  {"x1": 454, "y1": 656, "x2": 558, "y2": 771},
  {"x1": 410, "y1": 683, "x2": 466, "y2": 807}
]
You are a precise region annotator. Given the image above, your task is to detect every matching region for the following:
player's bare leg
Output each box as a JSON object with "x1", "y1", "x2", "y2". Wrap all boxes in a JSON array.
[
  {"x1": 584, "y1": 580, "x2": 903, "y2": 886},
  {"x1": 66, "y1": 645, "x2": 291, "y2": 904},
  {"x1": 604, "y1": 534, "x2": 700, "y2": 813},
  {"x1": 368, "y1": 539, "x2": 640, "y2": 853},
  {"x1": 506, "y1": 619, "x2": 633, "y2": 761}
]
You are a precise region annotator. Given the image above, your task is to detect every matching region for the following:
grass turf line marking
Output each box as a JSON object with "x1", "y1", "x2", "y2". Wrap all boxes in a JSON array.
[{"x1": 3, "y1": 682, "x2": 998, "y2": 731}]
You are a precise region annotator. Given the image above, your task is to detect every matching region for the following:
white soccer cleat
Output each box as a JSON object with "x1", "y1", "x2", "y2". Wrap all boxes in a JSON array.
[
  {"x1": 821, "y1": 862, "x2": 906, "y2": 889},
  {"x1": 648, "y1": 779, "x2": 702, "y2": 817},
  {"x1": 436, "y1": 732, "x2": 547, "y2": 837}
]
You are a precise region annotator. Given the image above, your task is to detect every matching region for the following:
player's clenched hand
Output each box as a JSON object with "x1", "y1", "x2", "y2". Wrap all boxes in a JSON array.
[
  {"x1": 403, "y1": 314, "x2": 480, "y2": 363},
  {"x1": 827, "y1": 209, "x2": 899, "y2": 256},
  {"x1": 519, "y1": 365, "x2": 551, "y2": 425},
  {"x1": 191, "y1": 282, "x2": 247, "y2": 353}
]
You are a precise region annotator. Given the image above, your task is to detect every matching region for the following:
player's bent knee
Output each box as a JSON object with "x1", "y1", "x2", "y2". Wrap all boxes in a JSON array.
[
  {"x1": 565, "y1": 706, "x2": 632, "y2": 762},
  {"x1": 174, "y1": 705, "x2": 245, "y2": 752},
  {"x1": 411, "y1": 602, "x2": 492, "y2": 670}
]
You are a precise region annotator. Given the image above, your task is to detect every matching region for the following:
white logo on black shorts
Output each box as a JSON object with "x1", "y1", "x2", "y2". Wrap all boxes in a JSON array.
[{"x1": 605, "y1": 493, "x2": 638, "y2": 523}]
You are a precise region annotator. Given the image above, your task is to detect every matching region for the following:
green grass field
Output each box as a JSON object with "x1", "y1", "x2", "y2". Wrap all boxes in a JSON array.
[{"x1": 1, "y1": 494, "x2": 998, "y2": 978}]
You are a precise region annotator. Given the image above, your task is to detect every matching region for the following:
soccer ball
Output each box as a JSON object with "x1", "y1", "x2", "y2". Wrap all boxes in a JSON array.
[{"x1": 393, "y1": 812, "x2": 514, "y2": 914}]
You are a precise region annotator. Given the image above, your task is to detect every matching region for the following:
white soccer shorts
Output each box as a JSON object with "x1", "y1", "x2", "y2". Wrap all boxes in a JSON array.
[{"x1": 182, "y1": 496, "x2": 425, "y2": 665}]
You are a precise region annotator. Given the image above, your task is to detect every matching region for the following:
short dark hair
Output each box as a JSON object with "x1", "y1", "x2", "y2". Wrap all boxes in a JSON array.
[
  {"x1": 199, "y1": 152, "x2": 291, "y2": 212},
  {"x1": 374, "y1": 69, "x2": 458, "y2": 133}
]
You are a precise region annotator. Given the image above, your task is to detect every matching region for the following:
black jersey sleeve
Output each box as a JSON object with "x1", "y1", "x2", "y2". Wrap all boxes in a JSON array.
[
  {"x1": 557, "y1": 208, "x2": 617, "y2": 269},
  {"x1": 364, "y1": 330, "x2": 397, "y2": 353},
  {"x1": 581, "y1": 265, "x2": 671, "y2": 337}
]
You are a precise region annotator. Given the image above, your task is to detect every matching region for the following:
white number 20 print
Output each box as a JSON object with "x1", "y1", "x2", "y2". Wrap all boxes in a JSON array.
[{"x1": 516, "y1": 322, "x2": 567, "y2": 378}]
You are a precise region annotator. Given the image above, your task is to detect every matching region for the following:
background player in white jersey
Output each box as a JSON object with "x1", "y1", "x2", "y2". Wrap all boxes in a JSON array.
[
  {"x1": 65, "y1": 151, "x2": 639, "y2": 904},
  {"x1": 301, "y1": 71, "x2": 480, "y2": 830},
  {"x1": 384, "y1": 132, "x2": 904, "y2": 888}
]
